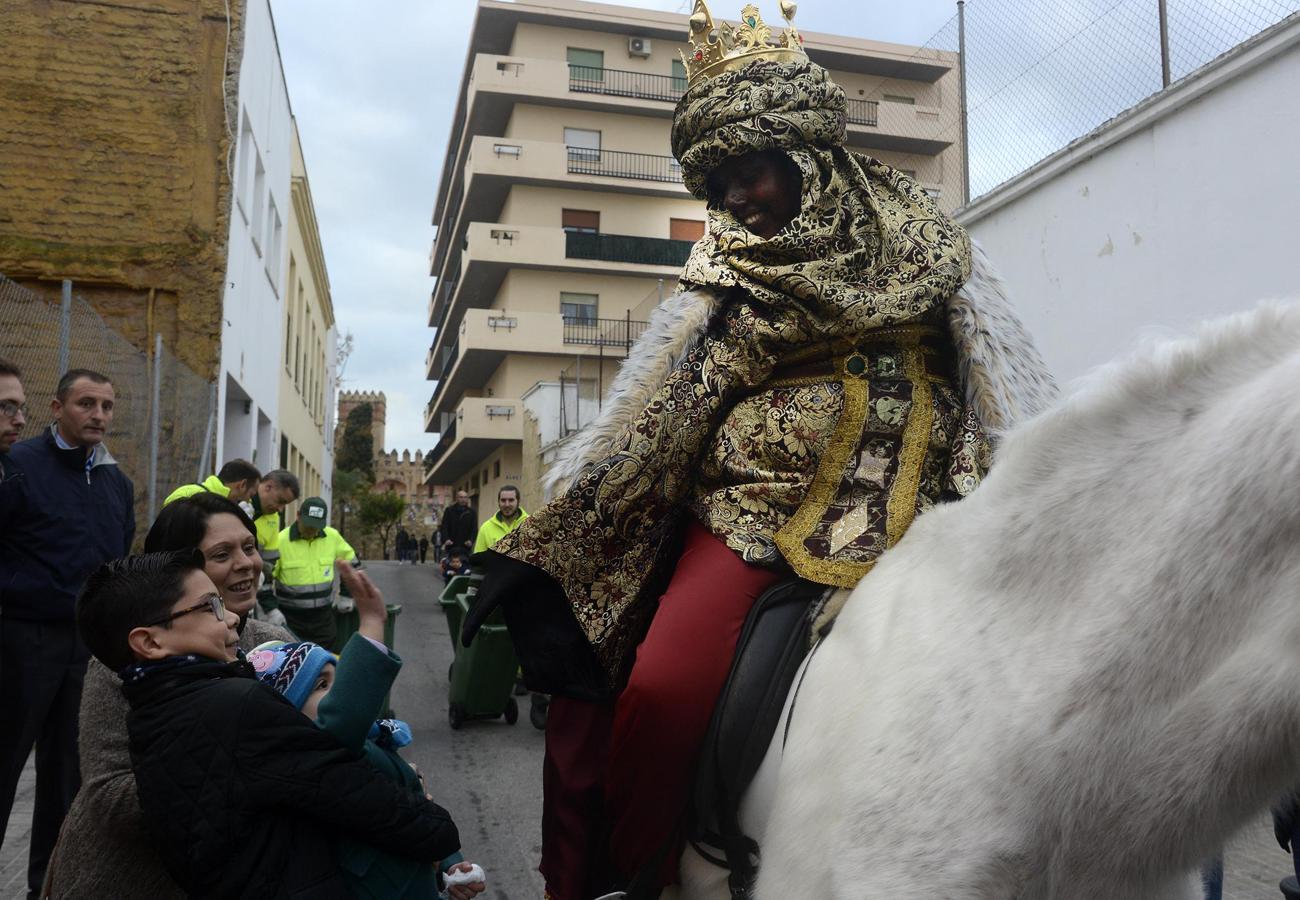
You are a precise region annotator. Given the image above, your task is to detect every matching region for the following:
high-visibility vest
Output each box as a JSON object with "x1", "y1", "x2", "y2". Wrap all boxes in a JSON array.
[
  {"x1": 162, "y1": 474, "x2": 229, "y2": 507},
  {"x1": 272, "y1": 525, "x2": 357, "y2": 610},
  {"x1": 473, "y1": 509, "x2": 529, "y2": 554}
]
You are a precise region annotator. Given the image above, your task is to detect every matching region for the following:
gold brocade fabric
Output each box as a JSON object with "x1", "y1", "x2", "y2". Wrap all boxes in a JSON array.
[{"x1": 493, "y1": 58, "x2": 978, "y2": 685}]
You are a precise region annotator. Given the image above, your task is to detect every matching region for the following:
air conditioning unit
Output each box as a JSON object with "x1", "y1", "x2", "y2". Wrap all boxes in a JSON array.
[{"x1": 628, "y1": 36, "x2": 652, "y2": 57}]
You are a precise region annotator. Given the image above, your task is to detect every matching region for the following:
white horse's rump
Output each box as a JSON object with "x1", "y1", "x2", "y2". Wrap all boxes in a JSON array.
[{"x1": 747, "y1": 303, "x2": 1300, "y2": 900}]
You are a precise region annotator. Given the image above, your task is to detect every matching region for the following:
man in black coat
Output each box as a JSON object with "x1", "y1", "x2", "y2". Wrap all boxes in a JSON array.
[
  {"x1": 0, "y1": 369, "x2": 134, "y2": 899},
  {"x1": 439, "y1": 490, "x2": 477, "y2": 557}
]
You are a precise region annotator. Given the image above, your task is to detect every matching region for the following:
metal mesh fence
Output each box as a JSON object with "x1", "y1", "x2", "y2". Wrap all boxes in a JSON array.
[
  {"x1": 875, "y1": 0, "x2": 1299, "y2": 202},
  {"x1": 0, "y1": 274, "x2": 216, "y2": 530}
]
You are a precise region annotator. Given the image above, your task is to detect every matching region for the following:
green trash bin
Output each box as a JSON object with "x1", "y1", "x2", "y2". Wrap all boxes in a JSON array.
[
  {"x1": 332, "y1": 603, "x2": 401, "y2": 652},
  {"x1": 438, "y1": 575, "x2": 474, "y2": 649},
  {"x1": 447, "y1": 590, "x2": 518, "y2": 729}
]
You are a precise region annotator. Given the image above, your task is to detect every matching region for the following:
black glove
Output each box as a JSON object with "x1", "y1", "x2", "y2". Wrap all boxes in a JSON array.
[
  {"x1": 459, "y1": 550, "x2": 610, "y2": 702},
  {"x1": 1274, "y1": 789, "x2": 1300, "y2": 852}
]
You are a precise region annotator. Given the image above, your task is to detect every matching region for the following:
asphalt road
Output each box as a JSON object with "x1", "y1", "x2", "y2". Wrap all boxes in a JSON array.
[{"x1": 0, "y1": 560, "x2": 1293, "y2": 898}]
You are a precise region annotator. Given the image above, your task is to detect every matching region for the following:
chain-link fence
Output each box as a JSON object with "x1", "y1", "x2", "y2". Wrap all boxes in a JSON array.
[
  {"x1": 0, "y1": 273, "x2": 216, "y2": 532},
  {"x1": 881, "y1": 0, "x2": 1300, "y2": 202}
]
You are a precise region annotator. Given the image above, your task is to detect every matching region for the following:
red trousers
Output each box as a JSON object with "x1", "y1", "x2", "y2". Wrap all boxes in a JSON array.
[{"x1": 540, "y1": 520, "x2": 782, "y2": 899}]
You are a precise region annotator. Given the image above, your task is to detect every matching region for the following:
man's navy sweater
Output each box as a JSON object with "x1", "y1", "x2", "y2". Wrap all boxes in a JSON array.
[{"x1": 0, "y1": 427, "x2": 135, "y2": 620}]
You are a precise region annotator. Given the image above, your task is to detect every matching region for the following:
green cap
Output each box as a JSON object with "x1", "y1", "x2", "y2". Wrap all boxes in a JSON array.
[{"x1": 299, "y1": 497, "x2": 328, "y2": 529}]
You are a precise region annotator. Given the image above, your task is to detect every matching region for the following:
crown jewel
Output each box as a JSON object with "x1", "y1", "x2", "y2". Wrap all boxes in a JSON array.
[{"x1": 679, "y1": 0, "x2": 807, "y2": 88}]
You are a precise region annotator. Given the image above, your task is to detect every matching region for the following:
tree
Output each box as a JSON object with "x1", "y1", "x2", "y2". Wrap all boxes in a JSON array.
[
  {"x1": 358, "y1": 490, "x2": 406, "y2": 561},
  {"x1": 337, "y1": 402, "x2": 374, "y2": 480},
  {"x1": 332, "y1": 468, "x2": 369, "y2": 535}
]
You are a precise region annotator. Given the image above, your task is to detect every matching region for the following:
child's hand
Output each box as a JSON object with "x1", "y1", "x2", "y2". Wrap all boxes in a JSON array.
[
  {"x1": 339, "y1": 560, "x2": 387, "y2": 643},
  {"x1": 444, "y1": 861, "x2": 485, "y2": 899}
]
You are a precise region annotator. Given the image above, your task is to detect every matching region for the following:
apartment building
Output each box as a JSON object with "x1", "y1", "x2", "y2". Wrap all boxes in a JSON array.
[
  {"x1": 424, "y1": 0, "x2": 963, "y2": 505},
  {"x1": 278, "y1": 119, "x2": 337, "y2": 521}
]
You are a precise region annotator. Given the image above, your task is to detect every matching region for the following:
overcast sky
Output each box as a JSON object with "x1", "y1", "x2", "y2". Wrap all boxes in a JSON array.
[{"x1": 269, "y1": 0, "x2": 961, "y2": 455}]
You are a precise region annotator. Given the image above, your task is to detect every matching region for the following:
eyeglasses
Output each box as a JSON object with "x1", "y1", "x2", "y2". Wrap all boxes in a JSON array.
[
  {"x1": 0, "y1": 400, "x2": 27, "y2": 418},
  {"x1": 141, "y1": 593, "x2": 226, "y2": 628}
]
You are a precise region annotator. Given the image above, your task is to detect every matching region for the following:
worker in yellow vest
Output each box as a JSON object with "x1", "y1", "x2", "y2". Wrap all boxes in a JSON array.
[
  {"x1": 244, "y1": 470, "x2": 301, "y2": 625},
  {"x1": 271, "y1": 496, "x2": 356, "y2": 650},
  {"x1": 162, "y1": 459, "x2": 260, "y2": 507},
  {"x1": 473, "y1": 485, "x2": 528, "y2": 552}
]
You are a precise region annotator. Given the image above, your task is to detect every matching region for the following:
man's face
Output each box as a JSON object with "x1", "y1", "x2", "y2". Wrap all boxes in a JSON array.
[
  {"x1": 297, "y1": 511, "x2": 320, "y2": 541},
  {"x1": 498, "y1": 490, "x2": 519, "y2": 519},
  {"x1": 456, "y1": 491, "x2": 470, "y2": 507},
  {"x1": 259, "y1": 480, "x2": 297, "y2": 515},
  {"x1": 225, "y1": 479, "x2": 257, "y2": 504},
  {"x1": 52, "y1": 377, "x2": 114, "y2": 447},
  {"x1": 132, "y1": 570, "x2": 241, "y2": 663},
  {"x1": 0, "y1": 374, "x2": 27, "y2": 453},
  {"x1": 706, "y1": 150, "x2": 803, "y2": 240}
]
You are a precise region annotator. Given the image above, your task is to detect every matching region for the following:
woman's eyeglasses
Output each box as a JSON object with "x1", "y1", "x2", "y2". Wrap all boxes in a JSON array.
[{"x1": 141, "y1": 593, "x2": 226, "y2": 628}]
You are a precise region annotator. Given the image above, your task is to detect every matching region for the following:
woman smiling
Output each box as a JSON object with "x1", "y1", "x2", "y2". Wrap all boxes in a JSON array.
[{"x1": 43, "y1": 494, "x2": 290, "y2": 898}]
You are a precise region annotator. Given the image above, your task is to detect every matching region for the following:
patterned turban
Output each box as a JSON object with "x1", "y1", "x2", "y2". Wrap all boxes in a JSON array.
[{"x1": 672, "y1": 58, "x2": 846, "y2": 199}]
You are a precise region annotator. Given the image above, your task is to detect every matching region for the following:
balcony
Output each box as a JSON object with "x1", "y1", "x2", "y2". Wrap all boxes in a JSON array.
[
  {"x1": 846, "y1": 99, "x2": 953, "y2": 156},
  {"x1": 429, "y1": 223, "x2": 687, "y2": 343},
  {"x1": 426, "y1": 308, "x2": 651, "y2": 419},
  {"x1": 423, "y1": 396, "x2": 524, "y2": 483},
  {"x1": 567, "y1": 64, "x2": 684, "y2": 103}
]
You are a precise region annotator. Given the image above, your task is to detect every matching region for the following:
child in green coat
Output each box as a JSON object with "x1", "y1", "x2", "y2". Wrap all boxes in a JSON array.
[{"x1": 251, "y1": 562, "x2": 486, "y2": 900}]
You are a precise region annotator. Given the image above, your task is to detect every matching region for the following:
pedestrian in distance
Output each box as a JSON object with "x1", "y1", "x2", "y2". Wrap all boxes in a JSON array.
[
  {"x1": 439, "y1": 490, "x2": 476, "y2": 558},
  {"x1": 161, "y1": 458, "x2": 261, "y2": 507},
  {"x1": 250, "y1": 561, "x2": 487, "y2": 900},
  {"x1": 45, "y1": 492, "x2": 292, "y2": 899},
  {"x1": 0, "y1": 368, "x2": 135, "y2": 899},
  {"x1": 0, "y1": 357, "x2": 27, "y2": 482},
  {"x1": 419, "y1": 535, "x2": 429, "y2": 565},
  {"x1": 74, "y1": 549, "x2": 462, "y2": 900},
  {"x1": 272, "y1": 496, "x2": 357, "y2": 651}
]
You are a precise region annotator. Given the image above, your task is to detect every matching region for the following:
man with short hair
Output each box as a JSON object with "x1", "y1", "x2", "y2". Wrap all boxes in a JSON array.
[
  {"x1": 245, "y1": 470, "x2": 300, "y2": 626},
  {"x1": 0, "y1": 368, "x2": 135, "y2": 898},
  {"x1": 439, "y1": 490, "x2": 476, "y2": 557},
  {"x1": 162, "y1": 458, "x2": 261, "y2": 507},
  {"x1": 473, "y1": 486, "x2": 528, "y2": 554},
  {"x1": 272, "y1": 497, "x2": 357, "y2": 650},
  {"x1": 0, "y1": 358, "x2": 27, "y2": 482}
]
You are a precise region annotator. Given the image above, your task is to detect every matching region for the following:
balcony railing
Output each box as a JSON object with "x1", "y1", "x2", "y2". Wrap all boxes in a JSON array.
[
  {"x1": 846, "y1": 98, "x2": 879, "y2": 127},
  {"x1": 566, "y1": 146, "x2": 682, "y2": 184},
  {"x1": 439, "y1": 338, "x2": 459, "y2": 381},
  {"x1": 563, "y1": 315, "x2": 651, "y2": 352},
  {"x1": 568, "y1": 64, "x2": 684, "y2": 103},
  {"x1": 565, "y1": 231, "x2": 693, "y2": 267},
  {"x1": 425, "y1": 418, "x2": 457, "y2": 470}
]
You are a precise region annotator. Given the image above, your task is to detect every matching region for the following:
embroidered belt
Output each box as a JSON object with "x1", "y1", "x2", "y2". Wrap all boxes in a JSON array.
[{"x1": 771, "y1": 323, "x2": 956, "y2": 588}]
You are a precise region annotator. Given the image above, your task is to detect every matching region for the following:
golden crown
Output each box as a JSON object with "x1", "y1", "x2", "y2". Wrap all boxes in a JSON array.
[{"x1": 679, "y1": 0, "x2": 807, "y2": 88}]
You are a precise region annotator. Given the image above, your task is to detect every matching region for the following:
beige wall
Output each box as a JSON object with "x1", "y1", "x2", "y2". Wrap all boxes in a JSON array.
[
  {"x1": 510, "y1": 21, "x2": 691, "y2": 78},
  {"x1": 451, "y1": 442, "x2": 524, "y2": 510},
  {"x1": 493, "y1": 268, "x2": 670, "y2": 317},
  {"x1": 279, "y1": 121, "x2": 334, "y2": 522},
  {"x1": 482, "y1": 354, "x2": 573, "y2": 401},
  {"x1": 498, "y1": 184, "x2": 703, "y2": 235},
  {"x1": 505, "y1": 103, "x2": 674, "y2": 155}
]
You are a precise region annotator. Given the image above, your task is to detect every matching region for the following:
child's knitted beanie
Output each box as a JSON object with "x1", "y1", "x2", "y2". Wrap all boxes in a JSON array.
[{"x1": 248, "y1": 640, "x2": 336, "y2": 710}]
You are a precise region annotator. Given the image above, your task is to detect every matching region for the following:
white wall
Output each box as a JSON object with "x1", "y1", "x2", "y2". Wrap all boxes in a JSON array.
[
  {"x1": 321, "y1": 323, "x2": 338, "y2": 507},
  {"x1": 217, "y1": 0, "x2": 293, "y2": 470},
  {"x1": 959, "y1": 18, "x2": 1300, "y2": 385}
]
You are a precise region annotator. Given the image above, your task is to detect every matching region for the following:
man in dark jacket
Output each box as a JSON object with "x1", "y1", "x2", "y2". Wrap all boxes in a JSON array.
[
  {"x1": 0, "y1": 368, "x2": 135, "y2": 899},
  {"x1": 0, "y1": 358, "x2": 27, "y2": 482},
  {"x1": 76, "y1": 549, "x2": 462, "y2": 899},
  {"x1": 439, "y1": 490, "x2": 476, "y2": 557}
]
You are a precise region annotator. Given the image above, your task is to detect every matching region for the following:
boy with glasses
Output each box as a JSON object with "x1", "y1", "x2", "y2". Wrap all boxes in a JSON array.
[{"x1": 75, "y1": 549, "x2": 462, "y2": 899}]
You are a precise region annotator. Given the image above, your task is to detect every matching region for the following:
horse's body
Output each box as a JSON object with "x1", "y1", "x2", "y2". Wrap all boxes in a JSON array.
[{"x1": 677, "y1": 302, "x2": 1300, "y2": 899}]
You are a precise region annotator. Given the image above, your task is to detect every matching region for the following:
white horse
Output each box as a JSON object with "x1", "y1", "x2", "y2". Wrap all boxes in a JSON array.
[{"x1": 674, "y1": 301, "x2": 1300, "y2": 900}]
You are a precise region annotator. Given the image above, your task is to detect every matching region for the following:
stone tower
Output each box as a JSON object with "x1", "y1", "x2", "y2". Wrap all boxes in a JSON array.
[{"x1": 335, "y1": 390, "x2": 387, "y2": 453}]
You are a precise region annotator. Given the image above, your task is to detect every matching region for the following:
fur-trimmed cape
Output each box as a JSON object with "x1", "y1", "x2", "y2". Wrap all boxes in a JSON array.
[{"x1": 545, "y1": 241, "x2": 1057, "y2": 496}]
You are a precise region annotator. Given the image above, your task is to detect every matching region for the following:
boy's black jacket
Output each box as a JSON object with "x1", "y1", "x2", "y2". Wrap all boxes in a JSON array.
[{"x1": 123, "y1": 656, "x2": 459, "y2": 899}]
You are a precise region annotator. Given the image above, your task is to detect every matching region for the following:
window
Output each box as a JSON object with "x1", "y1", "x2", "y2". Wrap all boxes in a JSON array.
[
  {"x1": 564, "y1": 127, "x2": 601, "y2": 162},
  {"x1": 561, "y1": 209, "x2": 600, "y2": 233},
  {"x1": 560, "y1": 291, "x2": 598, "y2": 323},
  {"x1": 250, "y1": 155, "x2": 266, "y2": 255},
  {"x1": 567, "y1": 47, "x2": 604, "y2": 82},
  {"x1": 670, "y1": 218, "x2": 705, "y2": 241},
  {"x1": 671, "y1": 59, "x2": 687, "y2": 92},
  {"x1": 265, "y1": 199, "x2": 283, "y2": 293},
  {"x1": 494, "y1": 460, "x2": 501, "y2": 478},
  {"x1": 883, "y1": 93, "x2": 916, "y2": 105},
  {"x1": 236, "y1": 115, "x2": 255, "y2": 222}
]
